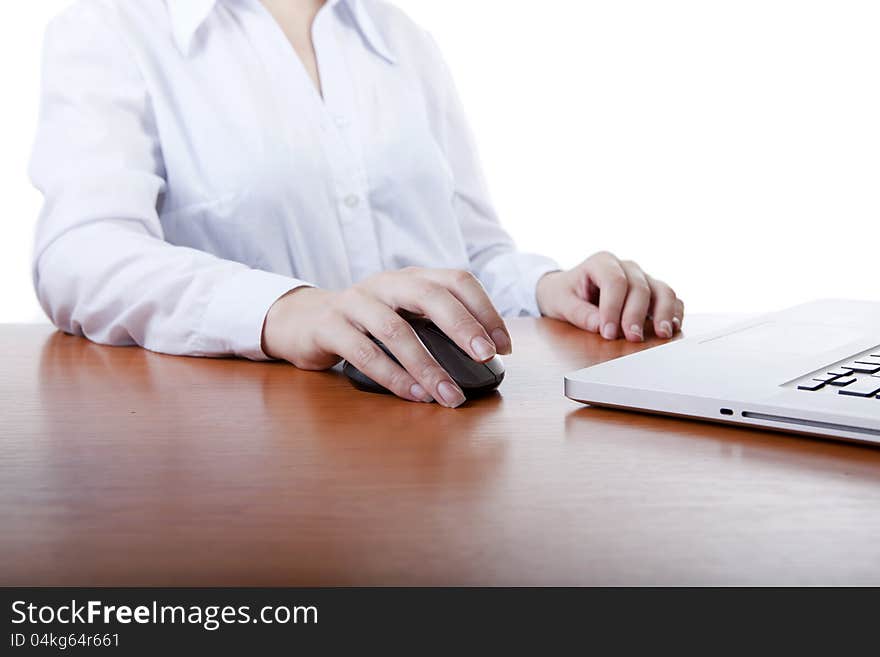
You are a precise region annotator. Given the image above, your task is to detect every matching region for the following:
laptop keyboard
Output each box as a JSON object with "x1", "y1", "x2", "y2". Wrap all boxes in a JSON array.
[{"x1": 794, "y1": 351, "x2": 880, "y2": 399}]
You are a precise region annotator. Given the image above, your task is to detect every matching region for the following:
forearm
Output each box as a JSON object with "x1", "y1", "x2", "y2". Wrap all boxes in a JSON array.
[
  {"x1": 469, "y1": 245, "x2": 560, "y2": 318},
  {"x1": 35, "y1": 220, "x2": 301, "y2": 359}
]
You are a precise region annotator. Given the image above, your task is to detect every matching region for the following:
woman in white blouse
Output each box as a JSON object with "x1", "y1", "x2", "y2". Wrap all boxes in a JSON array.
[{"x1": 30, "y1": 0, "x2": 684, "y2": 408}]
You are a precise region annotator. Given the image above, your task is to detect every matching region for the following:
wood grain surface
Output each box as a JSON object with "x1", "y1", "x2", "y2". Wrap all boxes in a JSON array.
[{"x1": 2, "y1": 317, "x2": 879, "y2": 586}]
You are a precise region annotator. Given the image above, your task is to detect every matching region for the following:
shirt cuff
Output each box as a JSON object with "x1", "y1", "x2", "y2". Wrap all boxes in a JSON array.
[
  {"x1": 517, "y1": 254, "x2": 562, "y2": 317},
  {"x1": 198, "y1": 268, "x2": 311, "y2": 360}
]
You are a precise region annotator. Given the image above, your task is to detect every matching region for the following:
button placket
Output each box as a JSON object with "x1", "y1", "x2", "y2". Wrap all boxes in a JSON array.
[{"x1": 312, "y1": 14, "x2": 384, "y2": 280}]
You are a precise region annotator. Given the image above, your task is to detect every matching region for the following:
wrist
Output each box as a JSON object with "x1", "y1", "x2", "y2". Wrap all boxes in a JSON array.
[
  {"x1": 535, "y1": 270, "x2": 564, "y2": 317},
  {"x1": 261, "y1": 286, "x2": 323, "y2": 360}
]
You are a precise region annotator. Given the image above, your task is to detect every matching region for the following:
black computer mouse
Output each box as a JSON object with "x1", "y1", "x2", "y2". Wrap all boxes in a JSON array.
[{"x1": 342, "y1": 317, "x2": 505, "y2": 400}]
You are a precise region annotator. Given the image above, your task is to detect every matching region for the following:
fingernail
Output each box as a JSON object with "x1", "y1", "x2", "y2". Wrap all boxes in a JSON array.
[
  {"x1": 586, "y1": 314, "x2": 601, "y2": 333},
  {"x1": 437, "y1": 381, "x2": 466, "y2": 408},
  {"x1": 629, "y1": 324, "x2": 644, "y2": 341},
  {"x1": 672, "y1": 317, "x2": 682, "y2": 328},
  {"x1": 410, "y1": 384, "x2": 433, "y2": 402},
  {"x1": 491, "y1": 328, "x2": 512, "y2": 355},
  {"x1": 660, "y1": 321, "x2": 673, "y2": 338},
  {"x1": 471, "y1": 336, "x2": 496, "y2": 361},
  {"x1": 601, "y1": 323, "x2": 618, "y2": 340}
]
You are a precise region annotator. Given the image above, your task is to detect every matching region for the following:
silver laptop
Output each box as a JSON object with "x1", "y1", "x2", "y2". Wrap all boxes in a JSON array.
[{"x1": 564, "y1": 299, "x2": 880, "y2": 445}]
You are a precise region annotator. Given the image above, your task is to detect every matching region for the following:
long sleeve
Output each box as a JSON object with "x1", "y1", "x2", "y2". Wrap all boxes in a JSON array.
[
  {"x1": 29, "y1": 6, "x2": 304, "y2": 359},
  {"x1": 424, "y1": 34, "x2": 560, "y2": 317}
]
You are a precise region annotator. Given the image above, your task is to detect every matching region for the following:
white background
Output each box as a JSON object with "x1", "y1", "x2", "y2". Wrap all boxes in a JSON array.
[{"x1": 2, "y1": 1, "x2": 878, "y2": 323}]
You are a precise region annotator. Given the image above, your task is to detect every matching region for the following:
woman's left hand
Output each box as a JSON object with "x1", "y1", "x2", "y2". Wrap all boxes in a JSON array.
[{"x1": 536, "y1": 251, "x2": 684, "y2": 342}]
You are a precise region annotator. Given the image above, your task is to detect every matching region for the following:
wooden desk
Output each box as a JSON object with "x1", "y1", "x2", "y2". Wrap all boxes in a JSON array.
[{"x1": 2, "y1": 317, "x2": 879, "y2": 586}]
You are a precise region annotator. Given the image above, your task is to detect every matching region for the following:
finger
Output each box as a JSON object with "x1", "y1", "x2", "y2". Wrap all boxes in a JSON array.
[
  {"x1": 322, "y1": 321, "x2": 431, "y2": 403},
  {"x1": 619, "y1": 261, "x2": 651, "y2": 342},
  {"x1": 555, "y1": 290, "x2": 601, "y2": 333},
  {"x1": 343, "y1": 291, "x2": 466, "y2": 408},
  {"x1": 586, "y1": 253, "x2": 628, "y2": 340},
  {"x1": 647, "y1": 276, "x2": 677, "y2": 339},
  {"x1": 673, "y1": 298, "x2": 685, "y2": 332},
  {"x1": 421, "y1": 269, "x2": 512, "y2": 355},
  {"x1": 388, "y1": 276, "x2": 498, "y2": 364}
]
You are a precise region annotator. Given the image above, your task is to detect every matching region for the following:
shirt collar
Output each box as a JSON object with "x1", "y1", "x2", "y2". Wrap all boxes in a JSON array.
[
  {"x1": 339, "y1": 0, "x2": 396, "y2": 64},
  {"x1": 166, "y1": 0, "x2": 217, "y2": 55},
  {"x1": 166, "y1": 0, "x2": 396, "y2": 64}
]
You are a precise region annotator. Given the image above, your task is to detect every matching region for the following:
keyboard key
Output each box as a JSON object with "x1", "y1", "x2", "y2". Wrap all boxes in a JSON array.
[
  {"x1": 797, "y1": 380, "x2": 825, "y2": 391},
  {"x1": 841, "y1": 361, "x2": 880, "y2": 374},
  {"x1": 828, "y1": 376, "x2": 857, "y2": 387},
  {"x1": 812, "y1": 373, "x2": 841, "y2": 382},
  {"x1": 827, "y1": 368, "x2": 854, "y2": 377},
  {"x1": 838, "y1": 379, "x2": 880, "y2": 397}
]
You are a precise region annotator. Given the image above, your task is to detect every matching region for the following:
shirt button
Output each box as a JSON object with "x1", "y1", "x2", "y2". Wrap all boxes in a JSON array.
[{"x1": 343, "y1": 194, "x2": 360, "y2": 208}]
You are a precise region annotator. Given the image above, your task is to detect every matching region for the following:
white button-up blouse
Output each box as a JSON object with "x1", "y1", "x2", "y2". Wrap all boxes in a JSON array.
[{"x1": 30, "y1": 0, "x2": 559, "y2": 359}]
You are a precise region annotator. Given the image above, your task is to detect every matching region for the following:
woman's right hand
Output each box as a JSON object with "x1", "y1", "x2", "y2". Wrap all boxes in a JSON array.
[{"x1": 261, "y1": 267, "x2": 512, "y2": 408}]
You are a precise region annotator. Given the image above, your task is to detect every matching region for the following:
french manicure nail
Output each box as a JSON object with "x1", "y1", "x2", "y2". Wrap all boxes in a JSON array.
[
  {"x1": 660, "y1": 321, "x2": 673, "y2": 338},
  {"x1": 601, "y1": 323, "x2": 617, "y2": 340},
  {"x1": 437, "y1": 381, "x2": 466, "y2": 408},
  {"x1": 630, "y1": 324, "x2": 644, "y2": 340},
  {"x1": 491, "y1": 328, "x2": 512, "y2": 354},
  {"x1": 410, "y1": 384, "x2": 432, "y2": 402},
  {"x1": 471, "y1": 336, "x2": 495, "y2": 361},
  {"x1": 672, "y1": 317, "x2": 682, "y2": 328}
]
